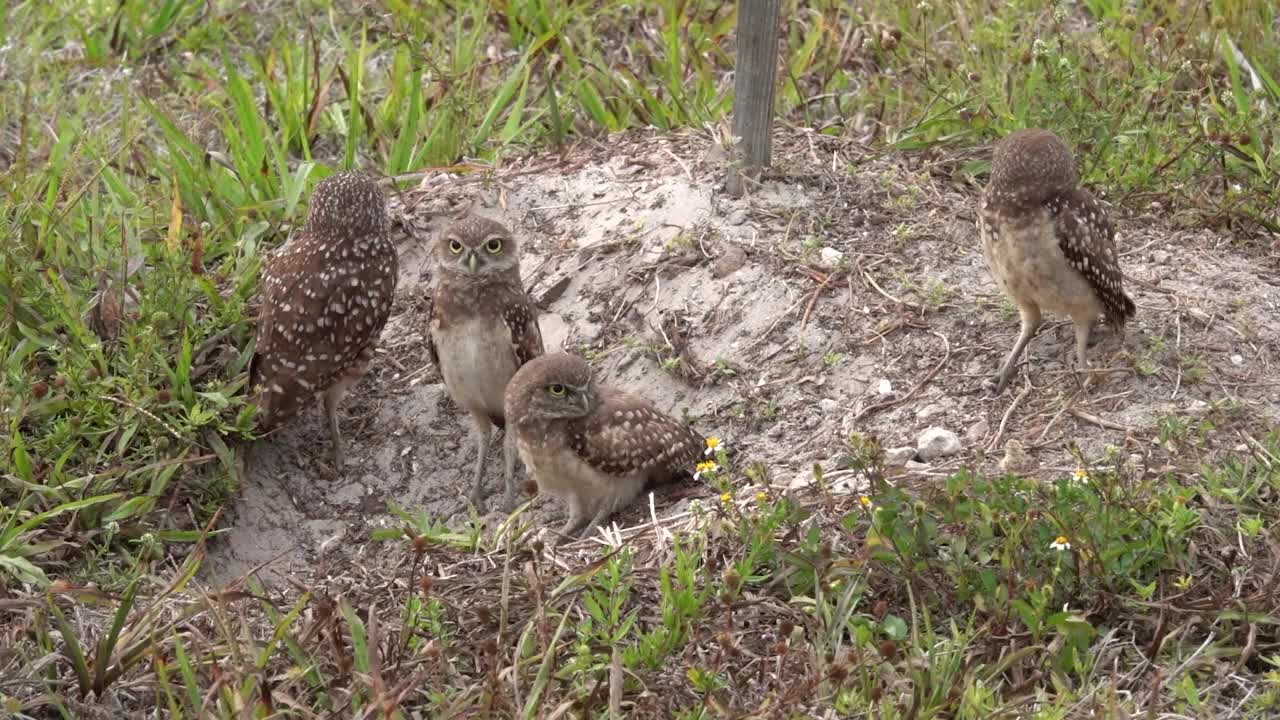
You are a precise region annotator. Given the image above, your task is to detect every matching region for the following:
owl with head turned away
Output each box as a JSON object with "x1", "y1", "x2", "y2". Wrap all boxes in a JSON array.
[
  {"x1": 977, "y1": 128, "x2": 1136, "y2": 394},
  {"x1": 250, "y1": 170, "x2": 398, "y2": 469}
]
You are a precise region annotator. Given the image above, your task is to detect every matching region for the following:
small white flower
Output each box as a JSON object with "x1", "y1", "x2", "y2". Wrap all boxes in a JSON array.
[
  {"x1": 694, "y1": 461, "x2": 718, "y2": 481},
  {"x1": 704, "y1": 437, "x2": 724, "y2": 456},
  {"x1": 1050, "y1": 536, "x2": 1071, "y2": 551}
]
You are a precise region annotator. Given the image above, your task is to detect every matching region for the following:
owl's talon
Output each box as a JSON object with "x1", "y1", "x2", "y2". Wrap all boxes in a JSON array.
[
  {"x1": 1073, "y1": 366, "x2": 1098, "y2": 392},
  {"x1": 981, "y1": 375, "x2": 1007, "y2": 396},
  {"x1": 329, "y1": 433, "x2": 346, "y2": 472},
  {"x1": 498, "y1": 490, "x2": 520, "y2": 514},
  {"x1": 558, "y1": 520, "x2": 583, "y2": 543}
]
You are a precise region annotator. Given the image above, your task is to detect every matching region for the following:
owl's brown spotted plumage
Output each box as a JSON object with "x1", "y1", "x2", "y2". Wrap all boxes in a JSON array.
[
  {"x1": 428, "y1": 214, "x2": 544, "y2": 511},
  {"x1": 978, "y1": 128, "x2": 1136, "y2": 394},
  {"x1": 504, "y1": 352, "x2": 704, "y2": 543},
  {"x1": 250, "y1": 171, "x2": 398, "y2": 468}
]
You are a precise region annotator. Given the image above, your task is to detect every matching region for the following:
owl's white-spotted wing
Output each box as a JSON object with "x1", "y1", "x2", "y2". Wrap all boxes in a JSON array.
[
  {"x1": 1048, "y1": 188, "x2": 1136, "y2": 324},
  {"x1": 502, "y1": 293, "x2": 545, "y2": 368},
  {"x1": 568, "y1": 388, "x2": 703, "y2": 482},
  {"x1": 251, "y1": 230, "x2": 397, "y2": 428}
]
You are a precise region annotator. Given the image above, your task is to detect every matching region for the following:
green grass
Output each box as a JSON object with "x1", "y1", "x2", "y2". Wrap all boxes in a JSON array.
[{"x1": 3, "y1": 0, "x2": 1280, "y2": 716}]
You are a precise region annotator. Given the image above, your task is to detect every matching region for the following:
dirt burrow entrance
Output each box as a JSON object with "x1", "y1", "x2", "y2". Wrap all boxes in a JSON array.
[{"x1": 202, "y1": 129, "x2": 1280, "y2": 588}]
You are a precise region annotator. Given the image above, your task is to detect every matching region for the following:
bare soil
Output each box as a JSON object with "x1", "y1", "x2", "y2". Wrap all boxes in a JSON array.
[{"x1": 202, "y1": 128, "x2": 1280, "y2": 588}]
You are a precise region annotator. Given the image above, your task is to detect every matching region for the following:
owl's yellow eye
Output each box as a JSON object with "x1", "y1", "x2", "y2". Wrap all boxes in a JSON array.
[
  {"x1": 485, "y1": 237, "x2": 504, "y2": 254},
  {"x1": 447, "y1": 239, "x2": 464, "y2": 254},
  {"x1": 547, "y1": 383, "x2": 567, "y2": 397}
]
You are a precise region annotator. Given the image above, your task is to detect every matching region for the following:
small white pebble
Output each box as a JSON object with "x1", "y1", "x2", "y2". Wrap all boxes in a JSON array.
[{"x1": 819, "y1": 247, "x2": 844, "y2": 268}]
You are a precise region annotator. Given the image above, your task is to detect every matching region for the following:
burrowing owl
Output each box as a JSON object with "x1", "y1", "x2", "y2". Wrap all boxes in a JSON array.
[
  {"x1": 427, "y1": 214, "x2": 544, "y2": 511},
  {"x1": 250, "y1": 171, "x2": 397, "y2": 468},
  {"x1": 978, "y1": 128, "x2": 1136, "y2": 394},
  {"x1": 504, "y1": 352, "x2": 704, "y2": 542}
]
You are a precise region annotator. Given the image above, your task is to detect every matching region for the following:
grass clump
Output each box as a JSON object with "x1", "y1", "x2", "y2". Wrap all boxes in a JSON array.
[{"x1": 11, "y1": 436, "x2": 1279, "y2": 716}]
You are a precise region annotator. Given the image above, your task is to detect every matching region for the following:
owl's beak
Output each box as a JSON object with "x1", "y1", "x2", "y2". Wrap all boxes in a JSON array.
[{"x1": 467, "y1": 253, "x2": 478, "y2": 274}]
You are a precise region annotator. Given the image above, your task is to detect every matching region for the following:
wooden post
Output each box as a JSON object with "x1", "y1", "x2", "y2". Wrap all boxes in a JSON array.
[{"x1": 725, "y1": 0, "x2": 782, "y2": 198}]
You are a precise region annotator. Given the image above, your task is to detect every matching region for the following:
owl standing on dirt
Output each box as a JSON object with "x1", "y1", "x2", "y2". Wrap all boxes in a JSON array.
[
  {"x1": 978, "y1": 128, "x2": 1136, "y2": 393},
  {"x1": 250, "y1": 171, "x2": 398, "y2": 469},
  {"x1": 428, "y1": 214, "x2": 545, "y2": 511},
  {"x1": 504, "y1": 352, "x2": 705, "y2": 543}
]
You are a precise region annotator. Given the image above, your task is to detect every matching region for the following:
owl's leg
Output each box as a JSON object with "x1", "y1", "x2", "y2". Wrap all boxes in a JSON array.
[
  {"x1": 987, "y1": 304, "x2": 1041, "y2": 395},
  {"x1": 555, "y1": 496, "x2": 590, "y2": 544},
  {"x1": 466, "y1": 413, "x2": 493, "y2": 510},
  {"x1": 323, "y1": 382, "x2": 350, "y2": 470},
  {"x1": 577, "y1": 504, "x2": 616, "y2": 540},
  {"x1": 1071, "y1": 318, "x2": 1094, "y2": 391},
  {"x1": 324, "y1": 354, "x2": 372, "y2": 472},
  {"x1": 499, "y1": 427, "x2": 519, "y2": 512}
]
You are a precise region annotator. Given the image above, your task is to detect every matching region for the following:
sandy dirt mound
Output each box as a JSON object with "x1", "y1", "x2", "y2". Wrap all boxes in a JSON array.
[{"x1": 202, "y1": 129, "x2": 1280, "y2": 588}]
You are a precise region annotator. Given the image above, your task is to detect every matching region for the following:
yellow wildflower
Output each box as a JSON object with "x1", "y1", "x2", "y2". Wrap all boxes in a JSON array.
[
  {"x1": 1050, "y1": 536, "x2": 1071, "y2": 551},
  {"x1": 694, "y1": 461, "x2": 717, "y2": 481}
]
